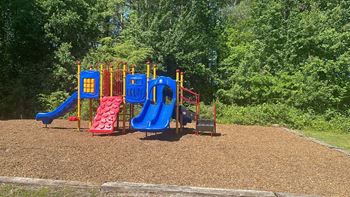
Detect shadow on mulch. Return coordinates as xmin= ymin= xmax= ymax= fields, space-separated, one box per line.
xmin=47 ymin=127 xmax=78 ymax=130
xmin=92 ymin=129 xmax=137 ymax=137
xmin=139 ymin=128 xmax=195 ymax=142
xmin=197 ymin=132 xmax=222 ymax=137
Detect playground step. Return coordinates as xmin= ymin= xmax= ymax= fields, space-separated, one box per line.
xmin=196 ymin=119 xmax=215 ymax=132
xmin=89 ymin=96 xmax=123 ymax=134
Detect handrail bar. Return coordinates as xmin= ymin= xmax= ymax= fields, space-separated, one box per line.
xmin=180 ymin=96 xmax=197 ymax=105
xmin=180 ymin=86 xmax=199 ymax=96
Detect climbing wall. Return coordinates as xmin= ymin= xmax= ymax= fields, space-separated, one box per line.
xmin=89 ymin=96 xmax=123 ymax=134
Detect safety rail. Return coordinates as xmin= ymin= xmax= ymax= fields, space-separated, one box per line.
xmin=179 ymin=86 xmax=200 ymax=125
xmin=181 ymin=96 xmax=197 ymax=105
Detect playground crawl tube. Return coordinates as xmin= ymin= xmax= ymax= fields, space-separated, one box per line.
xmin=35 ymin=92 xmax=78 ymax=124
xmin=131 ymin=76 xmax=176 ymax=131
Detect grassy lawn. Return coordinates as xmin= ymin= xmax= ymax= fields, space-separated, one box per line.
xmin=301 ymin=129 xmax=350 ymax=152
xmin=0 ymin=184 xmax=98 ymax=197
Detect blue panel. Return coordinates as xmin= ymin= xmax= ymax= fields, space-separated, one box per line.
xmin=126 ymin=74 xmax=147 ymax=104
xmin=80 ymin=70 xmax=100 ymax=99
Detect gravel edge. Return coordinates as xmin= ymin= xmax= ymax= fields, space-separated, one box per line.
xmin=0 ymin=176 xmax=318 ymax=197
xmin=282 ymin=128 xmax=350 ymax=157
xmin=0 ymin=176 xmax=99 ymax=189
xmin=101 ymin=181 xmax=275 ymax=196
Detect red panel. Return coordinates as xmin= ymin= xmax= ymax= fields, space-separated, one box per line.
xmin=113 ymin=70 xmax=123 ymax=96
xmin=89 ymin=96 xmax=123 ymax=134
xmin=103 ymin=69 xmax=110 ymax=96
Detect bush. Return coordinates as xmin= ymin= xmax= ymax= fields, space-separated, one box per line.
xmin=198 ymin=101 xmax=350 ymax=133
xmin=38 ymin=91 xmax=69 ymax=112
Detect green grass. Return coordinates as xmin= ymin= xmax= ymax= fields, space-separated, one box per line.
xmin=0 ymin=185 xmax=48 ymax=197
xmin=301 ymin=130 xmax=350 ymax=151
xmin=197 ymin=102 xmax=350 ymax=152
xmin=0 ymin=184 xmax=98 ymax=197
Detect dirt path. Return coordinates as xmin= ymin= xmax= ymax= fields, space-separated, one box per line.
xmin=0 ymin=120 xmax=349 ymax=196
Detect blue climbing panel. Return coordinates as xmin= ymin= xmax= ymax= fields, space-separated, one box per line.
xmin=80 ymin=70 xmax=100 ymax=99
xmin=126 ymin=74 xmax=147 ymax=104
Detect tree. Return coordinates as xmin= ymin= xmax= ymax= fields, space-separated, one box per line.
xmin=121 ymin=0 xmax=225 ymax=102
xmin=0 ymin=0 xmax=127 ymax=118
xmin=0 ymin=0 xmax=50 ymax=118
xmin=36 ymin=0 xmax=126 ymax=112
xmin=218 ymin=0 xmax=350 ymax=113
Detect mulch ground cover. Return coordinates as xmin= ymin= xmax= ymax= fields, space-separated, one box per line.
xmin=0 ymin=120 xmax=349 ymax=196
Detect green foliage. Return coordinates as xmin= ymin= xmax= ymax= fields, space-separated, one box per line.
xmin=206 ymin=101 xmax=350 ymax=133
xmin=36 ymin=43 xmax=77 ymax=111
xmin=1 ymin=0 xmax=126 ymax=115
xmin=0 ymin=0 xmax=51 ymax=118
xmin=218 ymin=0 xmax=350 ymax=114
xmin=38 ymin=0 xmax=102 ymax=56
xmin=38 ymin=91 xmax=69 ymax=111
xmin=80 ymin=100 xmax=99 ymax=120
xmin=121 ymin=0 xmax=224 ymax=101
xmin=188 ymin=102 xmax=215 ymax=120
xmin=51 ymin=43 xmax=77 ymax=90
xmin=214 ymin=102 xmax=309 ymax=129
xmin=82 ymin=40 xmax=153 ymax=68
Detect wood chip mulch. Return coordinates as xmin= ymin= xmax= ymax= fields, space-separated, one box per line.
xmin=0 ymin=120 xmax=349 ymax=196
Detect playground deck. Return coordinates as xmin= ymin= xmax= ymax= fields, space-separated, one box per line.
xmin=0 ymin=120 xmax=349 ymax=196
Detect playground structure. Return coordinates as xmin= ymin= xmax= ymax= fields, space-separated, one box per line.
xmin=35 ymin=61 xmax=216 ymax=136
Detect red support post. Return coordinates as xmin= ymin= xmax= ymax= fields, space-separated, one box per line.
xmin=213 ymin=102 xmax=216 ymax=136
xmin=196 ymin=94 xmax=200 ymax=135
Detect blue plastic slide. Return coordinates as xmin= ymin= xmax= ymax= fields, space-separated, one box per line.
xmin=131 ymin=77 xmax=176 ymax=131
xmin=35 ymin=92 xmax=78 ymax=124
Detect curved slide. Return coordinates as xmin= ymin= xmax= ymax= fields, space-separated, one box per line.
xmin=36 ymin=92 xmax=78 ymax=124
xmin=131 ymin=77 xmax=176 ymax=132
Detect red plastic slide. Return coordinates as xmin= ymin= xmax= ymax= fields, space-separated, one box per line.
xmin=89 ymin=96 xmax=123 ymax=134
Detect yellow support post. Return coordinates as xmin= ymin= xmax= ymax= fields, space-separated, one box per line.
xmin=176 ymin=69 xmax=180 ymax=134
xmin=122 ymin=63 xmax=126 ymax=133
xmin=99 ymin=64 xmax=103 ymax=101
xmin=110 ymin=66 xmax=113 ymax=96
xmin=180 ymin=72 xmax=184 ymax=105
xmin=153 ymin=64 xmax=157 ymax=103
xmin=146 ymin=61 xmax=150 ymax=99
xmin=116 ymin=62 xmax=120 ymax=96
xmin=132 ymin=64 xmax=135 ymax=75
xmin=131 ymin=64 xmax=135 ymax=120
xmin=77 ymin=61 xmax=81 ymax=132
xmin=131 ymin=64 xmax=135 ymax=84
xmin=89 ymin=67 xmax=93 ymax=128
xmin=180 ymin=72 xmax=184 ymax=132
